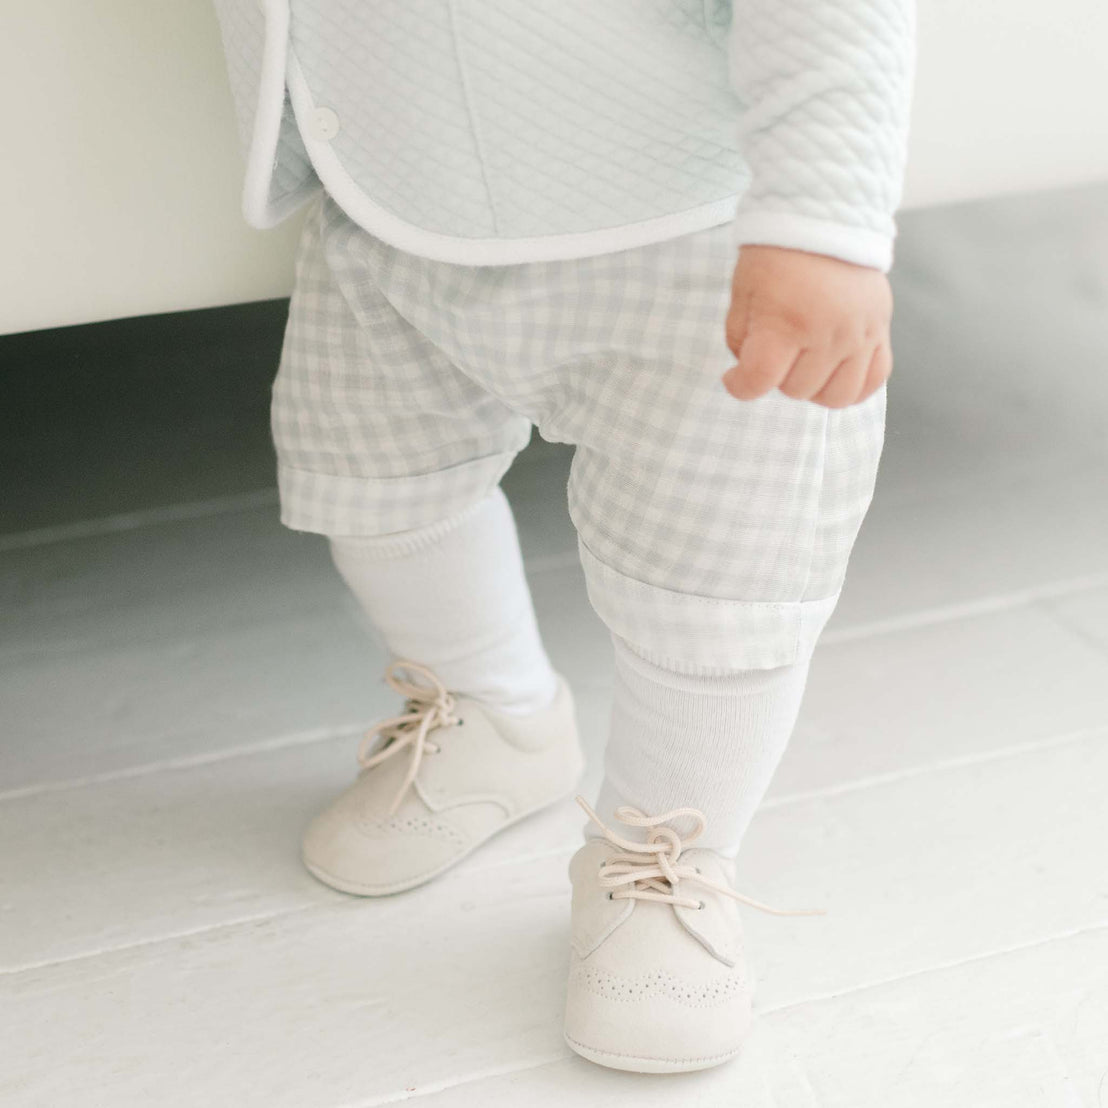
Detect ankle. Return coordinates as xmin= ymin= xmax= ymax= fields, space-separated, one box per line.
xmin=477 ymin=670 xmax=560 ymax=716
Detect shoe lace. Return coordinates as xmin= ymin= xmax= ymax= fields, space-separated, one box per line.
xmin=576 ymin=796 xmax=824 ymax=917
xmin=357 ymin=659 xmax=463 ymax=817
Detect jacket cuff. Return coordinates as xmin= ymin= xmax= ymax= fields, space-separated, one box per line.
xmin=731 ymin=209 xmax=895 ymax=273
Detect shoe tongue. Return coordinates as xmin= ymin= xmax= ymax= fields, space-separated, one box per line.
xmin=671 ymin=850 xmax=741 ymax=967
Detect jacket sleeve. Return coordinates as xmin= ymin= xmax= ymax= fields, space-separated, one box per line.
xmin=727 ymin=0 xmax=916 ymax=273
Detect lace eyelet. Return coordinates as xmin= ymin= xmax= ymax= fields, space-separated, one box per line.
xmin=697 ymin=900 xmax=706 ymax=910
xmin=607 ymin=892 xmax=614 ymax=900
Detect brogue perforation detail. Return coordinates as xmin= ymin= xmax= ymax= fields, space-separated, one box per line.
xmin=571 ymin=965 xmax=747 ymax=1008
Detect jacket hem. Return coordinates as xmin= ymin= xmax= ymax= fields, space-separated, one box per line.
xmin=283 ymin=46 xmax=744 ymax=265
xmin=241 ymin=0 xmax=296 ymax=229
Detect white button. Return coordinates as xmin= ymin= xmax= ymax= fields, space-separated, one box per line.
xmin=312 ymin=107 xmax=340 ymax=141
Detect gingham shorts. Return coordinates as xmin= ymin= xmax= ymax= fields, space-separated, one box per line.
xmin=274 ymin=190 xmax=887 ymax=672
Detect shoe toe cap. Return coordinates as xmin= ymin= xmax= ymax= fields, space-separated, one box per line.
xmin=564 ymin=961 xmax=752 ymax=1072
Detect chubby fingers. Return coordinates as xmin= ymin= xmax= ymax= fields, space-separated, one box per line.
xmin=724 ymin=337 xmax=892 ymax=408
xmin=809 ymin=342 xmax=893 ymax=407
xmin=859 ymin=342 xmax=894 ymax=402
xmin=808 ymin=350 xmax=871 ymax=408
xmin=721 ymin=330 xmax=802 ymax=401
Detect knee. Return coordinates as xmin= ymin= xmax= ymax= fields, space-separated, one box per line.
xmin=576 ymin=535 xmax=841 ymax=675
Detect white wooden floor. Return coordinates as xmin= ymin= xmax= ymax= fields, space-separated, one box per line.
xmin=4 ymin=183 xmax=1108 ymax=1107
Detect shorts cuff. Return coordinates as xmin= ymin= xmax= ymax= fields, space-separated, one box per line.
xmin=577 ymin=536 xmax=841 ymax=672
xmin=277 ymin=449 xmax=520 ymax=537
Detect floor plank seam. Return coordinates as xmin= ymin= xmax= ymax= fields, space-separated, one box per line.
xmin=820 ymin=571 xmax=1108 ymax=646
xmin=0 ymin=489 xmax=279 ymax=552
xmin=1035 ymin=598 xmax=1108 ymax=660
xmin=0 ymin=841 xmax=579 ymax=977
xmin=758 ymin=723 xmax=1108 ymax=811
xmin=4 ymin=714 xmax=1102 ymax=831
xmin=330 ymin=1053 xmax=572 ymax=1108
xmin=0 ymin=902 xmax=319 ymax=979
xmin=755 ymin=918 xmax=1108 ymax=1020
xmin=0 ymin=722 xmax=366 ymax=802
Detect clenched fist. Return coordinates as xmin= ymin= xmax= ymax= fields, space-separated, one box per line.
xmin=722 ymin=244 xmax=894 ymax=408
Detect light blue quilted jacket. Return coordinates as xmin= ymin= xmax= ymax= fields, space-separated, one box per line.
xmin=211 ymin=0 xmax=915 ymax=270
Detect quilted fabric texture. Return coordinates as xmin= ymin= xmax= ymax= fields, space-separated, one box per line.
xmin=727 ymin=0 xmax=916 ymax=269
xmin=211 ymin=0 xmax=320 ymax=225
xmin=294 ymin=0 xmax=500 ymax=237
xmin=291 ymin=0 xmax=751 ymax=238
xmin=209 ymin=0 xmax=914 ymax=268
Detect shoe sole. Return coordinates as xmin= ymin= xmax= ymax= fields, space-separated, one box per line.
xmin=564 ymin=1031 xmax=743 ymax=1074
xmin=302 ymin=778 xmax=584 ymax=897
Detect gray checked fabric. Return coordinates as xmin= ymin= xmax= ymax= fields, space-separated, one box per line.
xmin=274 ymin=190 xmax=887 ymax=671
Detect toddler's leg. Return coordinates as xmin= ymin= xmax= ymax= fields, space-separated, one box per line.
xmin=593 ymin=632 xmax=812 ymax=855
xmin=274 ymin=192 xmax=585 ymax=896
xmin=273 ymin=191 xmax=555 ymax=713
xmin=553 ymin=224 xmax=885 ymax=1067
xmin=329 ymin=484 xmax=558 ymax=715
xmin=564 ymin=350 xmax=886 ymax=857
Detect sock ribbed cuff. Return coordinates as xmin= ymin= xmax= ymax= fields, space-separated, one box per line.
xmin=328 ymin=488 xmax=500 ymax=560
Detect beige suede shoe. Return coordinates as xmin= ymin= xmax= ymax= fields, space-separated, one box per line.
xmin=302 ymin=659 xmax=584 ymax=896
xmin=564 ymin=798 xmax=822 ymax=1074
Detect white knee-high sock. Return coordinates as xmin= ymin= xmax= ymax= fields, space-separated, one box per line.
xmin=329 ymin=486 xmax=559 ymax=715
xmin=589 ymin=634 xmax=813 ymax=856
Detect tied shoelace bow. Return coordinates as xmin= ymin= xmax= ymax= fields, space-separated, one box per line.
xmin=357 ymin=659 xmax=463 ymax=816
xmin=576 ymin=796 xmax=825 ymax=917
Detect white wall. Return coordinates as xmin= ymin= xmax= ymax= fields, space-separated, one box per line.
xmin=1 ymin=3 xmax=305 ymax=336
xmin=3 ymin=0 xmax=1107 ymax=336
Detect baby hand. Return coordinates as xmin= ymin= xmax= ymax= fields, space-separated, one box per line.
xmin=721 ymin=245 xmax=893 ymax=408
